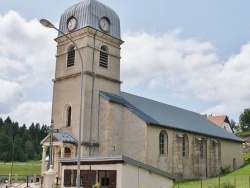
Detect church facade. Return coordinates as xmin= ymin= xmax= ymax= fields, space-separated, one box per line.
xmin=40 ymin=0 xmax=243 ymax=187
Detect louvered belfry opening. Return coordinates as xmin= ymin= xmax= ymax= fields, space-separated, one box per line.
xmin=99 ymin=45 xmax=108 ymax=68
xmin=67 ymin=46 xmax=75 ymax=67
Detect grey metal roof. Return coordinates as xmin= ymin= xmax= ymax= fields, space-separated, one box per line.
xmin=54 ymin=131 xmax=77 ymax=143
xmin=58 ymin=155 xmax=177 ymax=180
xmin=100 ymin=91 xmax=244 ymax=143
xmin=40 ymin=131 xmax=77 ymax=144
xmin=58 ymin=0 xmax=121 ymax=39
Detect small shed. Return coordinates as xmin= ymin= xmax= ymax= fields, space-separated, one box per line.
xmin=59 ymin=155 xmax=176 ymax=188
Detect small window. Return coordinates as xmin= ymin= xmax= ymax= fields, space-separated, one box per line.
xmin=200 ymin=139 xmax=204 ymax=158
xmin=99 ymin=45 xmax=108 ymax=68
xmin=98 ymin=170 xmax=116 ymax=187
xmin=65 ymin=147 xmax=71 ymax=153
xmin=67 ymin=46 xmax=75 ymax=67
xmin=67 ymin=106 xmax=71 ymax=127
xmin=233 ymin=158 xmax=236 ymax=170
xmin=182 ymin=134 xmax=189 ymax=157
xmin=63 ymin=104 xmax=72 ymax=127
xmin=159 ymin=131 xmax=168 ymax=156
xmin=64 ymin=147 xmax=71 ymax=157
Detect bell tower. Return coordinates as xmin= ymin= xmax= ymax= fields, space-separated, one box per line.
xmin=51 ymin=0 xmax=123 ymax=156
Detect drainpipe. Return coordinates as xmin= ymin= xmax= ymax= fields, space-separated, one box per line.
xmin=89 ymin=30 xmax=97 ymax=156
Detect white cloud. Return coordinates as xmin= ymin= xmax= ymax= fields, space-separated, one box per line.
xmin=121 ymin=31 xmax=250 ymax=118
xmin=0 ymin=79 xmax=24 ymax=113
xmin=0 ymin=11 xmax=56 ymax=124
xmin=0 ymin=10 xmax=56 ymax=88
xmin=10 ymin=101 xmax=52 ymax=126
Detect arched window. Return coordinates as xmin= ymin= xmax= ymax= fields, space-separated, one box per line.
xmin=159 ymin=131 xmax=168 ymax=156
xmin=63 ymin=104 xmax=72 ymax=127
xmin=200 ymin=138 xmax=205 ymax=158
xmin=67 ymin=46 xmax=75 ymax=67
xmin=67 ymin=106 xmax=71 ymax=127
xmin=233 ymin=158 xmax=236 ymax=170
xmin=182 ymin=134 xmax=189 ymax=157
xmin=99 ymin=45 xmax=108 ymax=68
xmin=64 ymin=147 xmax=71 ymax=158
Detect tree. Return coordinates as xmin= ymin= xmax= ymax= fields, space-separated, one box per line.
xmin=239 ymin=108 xmax=250 ymax=132
xmin=230 ymin=119 xmax=240 ymax=133
xmin=0 ymin=118 xmax=3 ymax=128
xmin=0 ymin=116 xmax=48 ymax=161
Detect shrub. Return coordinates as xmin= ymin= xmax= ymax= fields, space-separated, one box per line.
xmin=243 ymin=152 xmax=250 ymax=165
xmin=92 ymin=182 xmax=100 ymax=188
xmin=220 ymin=166 xmax=231 ymax=175
xmin=213 ymin=182 xmax=235 ymax=188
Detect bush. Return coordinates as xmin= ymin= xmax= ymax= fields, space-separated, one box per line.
xmin=220 ymin=166 xmax=231 ymax=175
xmin=243 ymin=152 xmax=250 ymax=165
xmin=213 ymin=182 xmax=235 ymax=188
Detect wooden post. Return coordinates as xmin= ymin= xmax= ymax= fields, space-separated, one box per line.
xmin=26 ymin=176 xmax=29 ymax=187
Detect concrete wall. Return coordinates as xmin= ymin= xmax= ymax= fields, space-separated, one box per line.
xmin=220 ymin=139 xmax=243 ymax=170
xmin=221 ymin=122 xmax=233 ymax=133
xmin=122 ymin=163 xmax=173 ymax=188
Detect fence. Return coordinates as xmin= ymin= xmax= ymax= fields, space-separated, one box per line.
xmin=175 ymin=176 xmax=250 ymax=188
xmin=0 ymin=174 xmax=41 ymax=187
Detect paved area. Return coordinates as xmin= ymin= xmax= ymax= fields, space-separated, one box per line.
xmin=0 ymin=182 xmax=41 ymax=188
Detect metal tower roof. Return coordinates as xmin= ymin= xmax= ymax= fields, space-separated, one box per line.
xmin=58 ymin=0 xmax=121 ymax=39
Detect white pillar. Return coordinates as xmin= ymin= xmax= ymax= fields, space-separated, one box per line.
xmin=61 ymin=145 xmax=65 ymax=158
xmin=42 ymin=146 xmax=48 ymax=174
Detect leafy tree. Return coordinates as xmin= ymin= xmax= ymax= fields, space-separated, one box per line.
xmin=25 ymin=140 xmax=35 ymax=159
xmin=230 ymin=119 xmax=240 ymax=133
xmin=239 ymin=108 xmax=250 ymax=132
xmin=0 ymin=133 xmax=13 ymax=161
xmin=0 ymin=118 xmax=3 ymax=128
xmin=0 ymin=117 xmax=48 ymax=162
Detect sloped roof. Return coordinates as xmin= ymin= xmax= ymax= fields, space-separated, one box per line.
xmin=207 ymin=115 xmax=229 ymax=126
xmin=100 ymin=91 xmax=243 ymax=143
xmin=40 ymin=131 xmax=77 ymax=144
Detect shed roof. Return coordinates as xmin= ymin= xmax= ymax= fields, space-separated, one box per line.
xmin=100 ymin=91 xmax=243 ymax=143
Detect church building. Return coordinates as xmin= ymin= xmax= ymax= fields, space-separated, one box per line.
xmin=40 ymin=0 xmax=244 ymax=187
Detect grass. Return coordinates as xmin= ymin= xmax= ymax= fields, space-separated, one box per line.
xmin=174 ymin=164 xmax=250 ymax=188
xmin=0 ymin=160 xmax=41 ymax=176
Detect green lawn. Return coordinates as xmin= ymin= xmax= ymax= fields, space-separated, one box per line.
xmin=0 ymin=160 xmax=41 ymax=176
xmin=174 ymin=165 xmax=250 ymax=188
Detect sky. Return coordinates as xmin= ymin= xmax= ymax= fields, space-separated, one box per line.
xmin=0 ymin=0 xmax=250 ymax=126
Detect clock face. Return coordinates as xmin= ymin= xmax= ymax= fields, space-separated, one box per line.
xmin=67 ymin=17 xmax=77 ymax=31
xmin=99 ymin=17 xmax=110 ymax=32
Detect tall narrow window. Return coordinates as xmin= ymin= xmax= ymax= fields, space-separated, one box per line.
xmin=99 ymin=45 xmax=108 ymax=68
xmin=67 ymin=46 xmax=75 ymax=67
xmin=159 ymin=131 xmax=168 ymax=156
xmin=182 ymin=134 xmax=189 ymax=157
xmin=67 ymin=106 xmax=71 ymax=127
xmin=200 ymin=139 xmax=204 ymax=158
